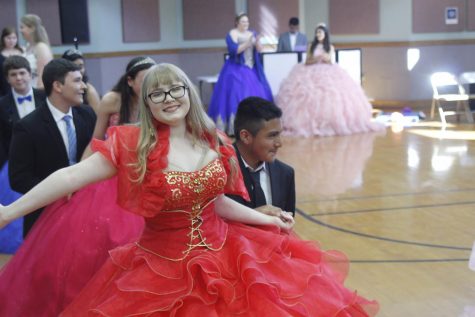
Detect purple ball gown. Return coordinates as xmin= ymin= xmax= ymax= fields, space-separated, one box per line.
xmin=207 ymin=32 xmax=273 ymax=135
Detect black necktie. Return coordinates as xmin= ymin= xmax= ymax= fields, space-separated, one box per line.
xmin=249 ymin=168 xmax=267 ymax=207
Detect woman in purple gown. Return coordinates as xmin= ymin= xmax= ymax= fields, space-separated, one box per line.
xmin=0 ymin=56 xmax=155 ymax=317
xmin=207 ymin=13 xmax=273 ymax=135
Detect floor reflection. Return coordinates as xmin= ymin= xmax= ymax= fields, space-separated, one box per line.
xmin=282 ymin=131 xmax=382 ymax=198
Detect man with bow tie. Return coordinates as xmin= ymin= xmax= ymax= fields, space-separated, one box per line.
xmin=0 ymin=55 xmax=46 ymax=167
xmin=8 ymin=58 xmax=96 ymax=236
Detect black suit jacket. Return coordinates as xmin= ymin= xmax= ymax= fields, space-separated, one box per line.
xmin=227 ymin=144 xmax=296 ymax=216
xmin=9 ymin=101 xmax=96 ymax=236
xmin=0 ymin=88 xmax=46 ymax=166
xmin=0 ymin=54 xmax=8 ymax=97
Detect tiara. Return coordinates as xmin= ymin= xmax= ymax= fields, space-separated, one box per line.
xmin=130 ymin=57 xmax=156 ymax=71
xmin=317 ymin=22 xmax=327 ymax=27
xmin=64 ymin=49 xmax=82 ymax=57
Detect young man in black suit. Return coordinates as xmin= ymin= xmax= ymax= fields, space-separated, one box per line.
xmin=228 ymin=97 xmax=296 ymax=217
xmin=8 ymin=58 xmax=96 ymax=236
xmin=0 ymin=55 xmax=46 ymax=167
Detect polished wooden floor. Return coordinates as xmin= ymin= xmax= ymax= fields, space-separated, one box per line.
xmin=1 ymin=120 xmax=474 ymax=316
xmin=277 ymin=121 xmax=475 ymax=317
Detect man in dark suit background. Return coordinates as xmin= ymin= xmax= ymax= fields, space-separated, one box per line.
xmin=9 ymin=58 xmax=96 ymax=236
xmin=277 ymin=17 xmax=308 ymax=53
xmin=0 ymin=55 xmax=46 ymax=167
xmin=227 ymin=97 xmax=296 ymax=217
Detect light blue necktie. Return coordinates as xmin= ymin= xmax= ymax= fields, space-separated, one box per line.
xmin=62 ymin=115 xmax=77 ymax=165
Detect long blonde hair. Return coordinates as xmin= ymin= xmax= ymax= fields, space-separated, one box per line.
xmin=21 ymin=14 xmax=50 ymax=45
xmin=134 ymin=63 xmax=229 ymax=183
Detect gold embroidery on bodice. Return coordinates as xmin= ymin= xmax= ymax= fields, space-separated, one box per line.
xmin=136 ymin=159 xmax=229 ymax=261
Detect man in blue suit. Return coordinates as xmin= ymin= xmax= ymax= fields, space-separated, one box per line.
xmin=227 ymin=97 xmax=296 ymax=217
xmin=277 ymin=17 xmax=307 ymax=52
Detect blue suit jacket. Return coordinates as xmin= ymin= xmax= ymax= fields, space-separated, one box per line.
xmin=277 ymin=32 xmax=307 ymax=52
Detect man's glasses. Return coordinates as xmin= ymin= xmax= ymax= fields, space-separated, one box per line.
xmin=148 ymin=86 xmax=188 ymax=104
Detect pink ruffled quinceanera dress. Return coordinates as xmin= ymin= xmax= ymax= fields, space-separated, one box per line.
xmin=0 ymin=114 xmax=144 ymax=316
xmin=61 ymin=124 xmax=379 ymax=316
xmin=276 ymin=46 xmax=385 ymax=137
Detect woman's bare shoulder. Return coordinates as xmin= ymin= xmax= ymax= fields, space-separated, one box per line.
xmin=99 ymin=91 xmax=121 ymax=113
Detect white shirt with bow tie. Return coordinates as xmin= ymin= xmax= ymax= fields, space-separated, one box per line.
xmin=12 ymin=87 xmax=35 ymax=119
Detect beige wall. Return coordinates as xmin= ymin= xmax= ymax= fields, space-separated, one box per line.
xmin=3 ymin=0 xmax=473 ymax=103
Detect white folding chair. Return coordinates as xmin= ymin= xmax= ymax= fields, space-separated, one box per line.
xmin=459 ymin=72 xmax=475 ymax=110
xmin=430 ymin=72 xmax=474 ymax=124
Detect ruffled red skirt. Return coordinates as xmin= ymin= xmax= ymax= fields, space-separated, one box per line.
xmin=61 ymin=222 xmax=378 ymax=316
xmin=0 ymin=177 xmax=144 ymax=316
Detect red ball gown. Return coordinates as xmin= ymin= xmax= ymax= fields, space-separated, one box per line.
xmin=61 ymin=125 xmax=379 ymax=316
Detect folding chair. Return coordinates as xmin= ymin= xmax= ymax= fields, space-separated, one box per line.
xmin=430 ymin=72 xmax=473 ymax=124
xmin=459 ymin=72 xmax=475 ymax=112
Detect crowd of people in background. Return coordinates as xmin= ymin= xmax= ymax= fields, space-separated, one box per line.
xmin=0 ymin=12 xmax=381 ymax=317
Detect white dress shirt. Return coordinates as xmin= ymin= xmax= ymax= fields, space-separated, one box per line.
xmin=242 ymin=159 xmax=273 ymax=205
xmin=46 ymin=98 xmax=76 ymax=154
xmin=12 ymin=88 xmax=35 ymax=119
xmin=289 ymin=33 xmax=297 ymax=52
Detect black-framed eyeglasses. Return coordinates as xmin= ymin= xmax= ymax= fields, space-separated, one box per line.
xmin=148 ymin=86 xmax=188 ymax=104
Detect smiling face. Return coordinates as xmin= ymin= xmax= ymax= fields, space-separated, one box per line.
xmin=243 ymin=118 xmax=283 ymax=164
xmin=7 ymin=68 xmax=32 ymax=95
xmin=20 ymin=23 xmax=34 ymax=42
xmin=147 ymin=82 xmax=190 ymax=126
xmin=56 ymin=70 xmax=86 ymax=106
xmin=236 ymin=15 xmax=250 ymax=32
xmin=316 ymin=28 xmax=325 ymax=42
xmin=3 ymin=32 xmax=18 ymax=49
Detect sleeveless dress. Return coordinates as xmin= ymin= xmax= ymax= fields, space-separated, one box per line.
xmin=24 ymin=48 xmax=38 ymax=88
xmin=207 ymin=32 xmax=273 ymax=135
xmin=61 ymin=124 xmax=379 ymax=316
xmin=276 ymin=46 xmax=385 ymax=137
xmin=0 ymin=113 xmax=144 ymax=316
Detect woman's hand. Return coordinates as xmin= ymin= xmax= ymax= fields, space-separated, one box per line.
xmin=321 ymin=53 xmax=332 ymax=64
xmin=246 ymin=34 xmax=256 ymax=48
xmin=273 ymin=211 xmax=295 ymax=231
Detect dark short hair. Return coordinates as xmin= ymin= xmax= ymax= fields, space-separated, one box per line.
xmin=42 ymin=58 xmax=81 ymax=96
xmin=289 ymin=17 xmax=299 ymax=26
xmin=3 ymin=55 xmax=31 ymax=77
xmin=234 ymin=97 xmax=282 ymax=140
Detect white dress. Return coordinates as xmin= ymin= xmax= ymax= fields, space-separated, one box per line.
xmin=24 ymin=47 xmax=38 ymax=88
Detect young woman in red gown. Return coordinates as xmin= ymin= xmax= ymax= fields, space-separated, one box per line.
xmin=0 ymin=63 xmax=378 ymax=316
xmin=0 ymin=56 xmax=155 ymax=316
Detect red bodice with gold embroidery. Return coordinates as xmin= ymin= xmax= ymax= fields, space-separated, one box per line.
xmin=91 ymin=124 xmax=249 ymax=260
xmin=138 ymin=159 xmax=231 ymax=260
